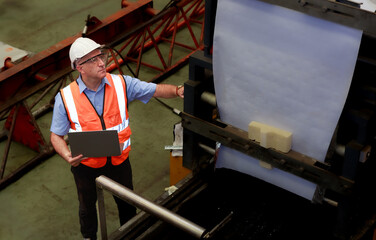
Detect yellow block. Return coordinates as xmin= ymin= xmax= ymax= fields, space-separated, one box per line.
xmin=248 ymin=121 xmax=292 ymax=153
xmin=169 ymin=153 xmax=191 ymax=186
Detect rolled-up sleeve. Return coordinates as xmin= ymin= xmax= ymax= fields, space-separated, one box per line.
xmin=123 ymin=75 xmax=156 ymax=103
xmin=50 ymin=93 xmax=71 ymax=136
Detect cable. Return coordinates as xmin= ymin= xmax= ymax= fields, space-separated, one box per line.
xmin=109 ymin=47 xmax=137 ymax=78
xmin=107 ymin=0 xmax=182 ymax=77
xmin=160 ymin=0 xmax=180 ymax=12
xmin=154 ymin=97 xmax=181 ymax=116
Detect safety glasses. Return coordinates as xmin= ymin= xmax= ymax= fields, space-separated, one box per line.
xmin=78 ymin=48 xmax=109 ymax=66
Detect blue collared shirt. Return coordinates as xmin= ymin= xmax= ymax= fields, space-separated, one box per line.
xmin=50 ymin=74 xmax=156 ymax=136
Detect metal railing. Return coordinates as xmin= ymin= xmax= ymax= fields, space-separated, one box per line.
xmin=96 ymin=175 xmax=206 ymax=240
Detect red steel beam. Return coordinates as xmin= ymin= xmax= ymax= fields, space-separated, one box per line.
xmin=0 ymin=0 xmax=205 ymax=190
xmin=106 ymin=0 xmax=205 ymax=82
xmin=0 ymin=0 xmax=154 ymax=114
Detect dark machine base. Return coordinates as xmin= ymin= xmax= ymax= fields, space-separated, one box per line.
xmin=131 ymin=167 xmax=376 ymax=240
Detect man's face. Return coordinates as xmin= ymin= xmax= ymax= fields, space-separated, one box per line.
xmin=76 ymin=48 xmax=107 ymax=80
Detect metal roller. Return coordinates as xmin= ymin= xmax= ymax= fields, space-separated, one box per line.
xmin=200 ymin=91 xmax=216 ymax=107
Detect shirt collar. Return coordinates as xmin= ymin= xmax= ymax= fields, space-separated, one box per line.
xmin=76 ymin=75 xmax=111 ymax=94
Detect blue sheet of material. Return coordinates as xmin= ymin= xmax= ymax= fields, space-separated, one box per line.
xmin=213 ymin=0 xmax=362 ymax=200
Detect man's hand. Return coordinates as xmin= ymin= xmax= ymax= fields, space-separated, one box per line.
xmin=50 ymin=132 xmax=86 ymax=167
xmin=176 ymin=85 xmax=184 ymax=98
xmin=64 ymin=153 xmax=86 ymax=167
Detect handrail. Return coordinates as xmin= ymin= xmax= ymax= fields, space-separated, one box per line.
xmin=96 ymin=175 xmax=206 ymax=240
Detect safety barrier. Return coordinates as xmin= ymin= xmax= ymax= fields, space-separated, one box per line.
xmin=95 ymin=175 xmax=206 ymax=240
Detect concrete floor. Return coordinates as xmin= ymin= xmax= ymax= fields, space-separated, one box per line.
xmin=0 ymin=0 xmax=191 ymax=239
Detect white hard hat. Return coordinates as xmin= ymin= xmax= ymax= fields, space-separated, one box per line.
xmin=69 ymin=37 xmax=101 ymax=69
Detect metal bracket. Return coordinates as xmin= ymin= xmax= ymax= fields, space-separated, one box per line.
xmin=180 ymin=111 xmax=354 ymax=195
xmin=258 ymin=0 xmax=376 ymax=38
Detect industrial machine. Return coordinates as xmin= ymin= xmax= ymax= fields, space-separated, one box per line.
xmin=2 ymin=0 xmax=376 ymax=239
xmin=96 ymin=0 xmax=376 ymax=239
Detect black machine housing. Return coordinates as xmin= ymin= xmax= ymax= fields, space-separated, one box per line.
xmin=111 ymin=1 xmax=376 ymax=239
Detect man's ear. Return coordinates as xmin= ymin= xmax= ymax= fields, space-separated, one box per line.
xmin=76 ymin=65 xmax=84 ymax=74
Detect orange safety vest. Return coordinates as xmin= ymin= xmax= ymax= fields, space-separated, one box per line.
xmin=60 ymin=73 xmax=131 ymax=168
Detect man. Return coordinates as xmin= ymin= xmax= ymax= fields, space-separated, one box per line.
xmin=50 ymin=37 xmax=184 ymax=240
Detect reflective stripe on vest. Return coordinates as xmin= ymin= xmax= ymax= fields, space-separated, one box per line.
xmin=62 ymin=86 xmax=82 ymax=132
xmin=60 ymin=73 xmax=131 ymax=168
